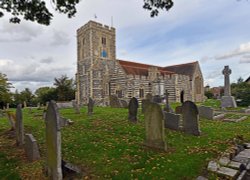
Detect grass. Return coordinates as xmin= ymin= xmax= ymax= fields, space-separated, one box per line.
xmin=0 ymin=102 xmax=250 ymax=179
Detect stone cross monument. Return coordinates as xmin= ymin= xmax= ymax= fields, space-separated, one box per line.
xmin=163 ymin=90 xmax=173 ymax=113
xmin=221 ymin=65 xmax=237 ymax=108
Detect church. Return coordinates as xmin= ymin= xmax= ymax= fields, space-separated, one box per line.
xmin=75 ymin=21 xmax=204 ymax=106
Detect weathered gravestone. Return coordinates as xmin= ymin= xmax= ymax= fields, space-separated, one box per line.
xmin=109 ymin=95 xmax=121 ymax=108
xmin=182 ymin=101 xmax=201 ymax=136
xmin=142 ymin=93 xmax=153 ymax=113
xmin=128 ymin=97 xmax=139 ymax=123
xmin=45 ymin=101 xmax=62 ymax=180
xmin=164 ymin=112 xmax=181 ymax=130
xmin=120 ymin=100 xmax=128 ymax=108
xmin=144 ymin=102 xmax=167 ymax=151
xmin=163 ymin=90 xmax=173 ymax=113
xmin=198 ymin=106 xmax=214 ymax=120
xmin=6 ymin=112 xmax=15 ymax=130
xmin=16 ymin=104 xmax=24 ymax=146
xmin=88 ymin=97 xmax=94 ymax=115
xmin=152 ymin=95 xmax=162 ymax=103
xmin=6 ymin=103 xmax=9 ymax=109
xmin=23 ymin=101 xmax=27 ymax=108
xmin=72 ymin=100 xmax=80 ymax=114
xmin=24 ymin=134 xmax=40 ymax=161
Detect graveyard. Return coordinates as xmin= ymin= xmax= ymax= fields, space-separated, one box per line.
xmin=0 ymin=99 xmax=250 ymax=179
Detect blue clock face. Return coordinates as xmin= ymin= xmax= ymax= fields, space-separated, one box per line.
xmin=101 ymin=50 xmax=107 ymax=58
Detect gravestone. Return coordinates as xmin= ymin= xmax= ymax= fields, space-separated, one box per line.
xmin=142 ymin=93 xmax=153 ymax=113
xmin=120 ymin=100 xmax=128 ymax=108
xmin=37 ymin=102 xmax=41 ymax=108
xmin=144 ymin=102 xmax=167 ymax=151
xmin=221 ymin=66 xmax=237 ymax=108
xmin=16 ymin=104 xmax=24 ymax=146
xmin=128 ymin=97 xmax=139 ymax=123
xmin=45 ymin=101 xmax=62 ymax=180
xmin=163 ymin=90 xmax=173 ymax=113
xmin=24 ymin=134 xmax=40 ymax=161
xmin=198 ymin=106 xmax=214 ymax=120
xmin=87 ymin=97 xmax=94 ymax=115
xmin=146 ymin=93 xmax=153 ymax=101
xmin=182 ymin=101 xmax=201 ymax=136
xmin=23 ymin=101 xmax=27 ymax=108
xmin=164 ymin=112 xmax=181 ymax=130
xmin=72 ymin=100 xmax=80 ymax=114
xmin=6 ymin=103 xmax=9 ymax=109
xmin=152 ymin=95 xmax=162 ymax=103
xmin=6 ymin=112 xmax=15 ymax=130
xmin=109 ymin=95 xmax=121 ymax=108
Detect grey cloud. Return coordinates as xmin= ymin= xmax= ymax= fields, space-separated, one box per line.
xmin=0 ymin=21 xmax=43 ymax=43
xmin=239 ymin=59 xmax=250 ymax=64
xmin=40 ymin=57 xmax=54 ymax=64
xmin=50 ymin=30 xmax=70 ymax=46
xmin=206 ymin=70 xmax=222 ymax=79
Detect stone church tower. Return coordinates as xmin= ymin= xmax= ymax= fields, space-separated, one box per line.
xmin=76 ymin=21 xmax=117 ymax=105
xmin=76 ymin=21 xmax=204 ymax=105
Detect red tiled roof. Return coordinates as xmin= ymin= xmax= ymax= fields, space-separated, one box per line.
xmin=118 ymin=60 xmax=175 ymax=76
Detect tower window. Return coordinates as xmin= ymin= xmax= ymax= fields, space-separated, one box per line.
xmin=139 ymin=88 xmax=144 ymax=98
xmin=102 ymin=37 xmax=106 ymax=45
xmin=101 ymin=50 xmax=108 ymax=58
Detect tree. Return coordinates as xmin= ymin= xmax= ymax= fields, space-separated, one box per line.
xmin=0 ymin=73 xmax=12 ymax=108
xmin=0 ymin=0 xmax=174 ymax=25
xmin=35 ymin=86 xmax=58 ymax=104
xmin=231 ymin=80 xmax=250 ymax=107
xmin=54 ymin=75 xmax=75 ymax=101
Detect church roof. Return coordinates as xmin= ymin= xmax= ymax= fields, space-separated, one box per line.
xmin=246 ymin=76 xmax=250 ymax=82
xmin=118 ymin=60 xmax=175 ymax=76
xmin=163 ymin=61 xmax=198 ymax=78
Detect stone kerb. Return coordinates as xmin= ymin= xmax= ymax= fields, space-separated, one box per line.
xmin=144 ymin=102 xmax=167 ymax=151
xmin=182 ymin=101 xmax=201 ymax=136
xmin=24 ymin=134 xmax=40 ymax=161
xmin=45 ymin=101 xmax=62 ymax=180
xmin=198 ymin=106 xmax=214 ymax=120
xmin=164 ymin=112 xmax=181 ymax=131
xmin=16 ymin=104 xmax=24 ymax=146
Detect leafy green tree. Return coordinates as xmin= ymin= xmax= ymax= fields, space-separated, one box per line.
xmin=54 ymin=75 xmax=75 ymax=101
xmin=0 ymin=73 xmax=12 ymax=108
xmin=231 ymin=80 xmax=250 ymax=107
xmin=0 ymin=0 xmax=174 ymax=25
xmin=205 ymin=91 xmax=213 ymax=99
xmin=35 ymin=86 xmax=58 ymax=104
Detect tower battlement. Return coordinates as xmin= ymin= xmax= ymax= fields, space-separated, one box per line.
xmin=77 ymin=20 xmax=115 ymax=35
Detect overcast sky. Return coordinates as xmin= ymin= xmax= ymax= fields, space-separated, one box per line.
xmin=0 ymin=0 xmax=250 ymax=92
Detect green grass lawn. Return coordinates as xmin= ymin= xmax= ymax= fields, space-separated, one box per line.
xmin=0 ymin=105 xmax=250 ymax=179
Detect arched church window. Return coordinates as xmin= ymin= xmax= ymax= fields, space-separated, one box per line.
xmin=101 ymin=50 xmax=108 ymax=58
xmin=139 ymin=88 xmax=144 ymax=98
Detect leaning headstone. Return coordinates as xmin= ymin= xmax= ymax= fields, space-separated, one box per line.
xmin=198 ymin=106 xmax=214 ymax=120
xmin=24 ymin=134 xmax=40 ymax=161
xmin=164 ymin=112 xmax=181 ymax=130
xmin=87 ymin=97 xmax=94 ymax=115
xmin=16 ymin=104 xmax=24 ymax=146
xmin=6 ymin=112 xmax=15 ymax=130
xmin=128 ymin=97 xmax=139 ymax=123
xmin=144 ymin=102 xmax=167 ymax=151
xmin=221 ymin=66 xmax=237 ymax=108
xmin=45 ymin=101 xmax=62 ymax=180
xmin=182 ymin=101 xmax=201 ymax=136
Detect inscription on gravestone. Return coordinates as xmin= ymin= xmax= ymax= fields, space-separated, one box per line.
xmin=45 ymin=101 xmax=62 ymax=180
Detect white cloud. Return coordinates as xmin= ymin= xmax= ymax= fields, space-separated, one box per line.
xmin=50 ymin=30 xmax=71 ymax=46
xmin=215 ymin=42 xmax=250 ymax=60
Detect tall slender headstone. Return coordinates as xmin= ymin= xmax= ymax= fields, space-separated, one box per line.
xmin=16 ymin=104 xmax=24 ymax=146
xmin=72 ymin=100 xmax=80 ymax=114
xmin=221 ymin=66 xmax=237 ymax=108
xmin=163 ymin=90 xmax=173 ymax=113
xmin=87 ymin=97 xmax=94 ymax=115
xmin=45 ymin=101 xmax=62 ymax=180
xmin=182 ymin=101 xmax=200 ymax=136
xmin=128 ymin=97 xmax=139 ymax=123
xmin=144 ymin=102 xmax=167 ymax=151
xmin=23 ymin=101 xmax=27 ymax=108
xmin=6 ymin=103 xmax=9 ymax=109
